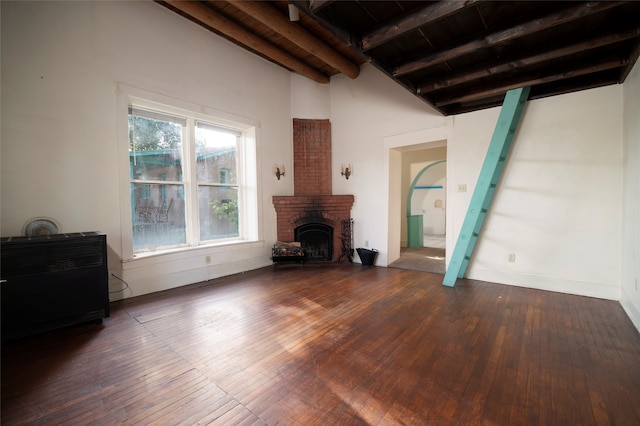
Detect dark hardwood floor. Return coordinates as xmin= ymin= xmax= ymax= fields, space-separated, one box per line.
xmin=2 ymin=264 xmax=640 ymax=425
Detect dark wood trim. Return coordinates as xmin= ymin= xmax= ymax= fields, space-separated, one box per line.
xmin=307 ymin=0 xmax=334 ymax=13
xmin=394 ymin=1 xmax=623 ymax=77
xmin=291 ymin=0 xmax=359 ymax=51
xmin=435 ymin=58 xmax=627 ymax=107
xmin=361 ymin=0 xmax=481 ymax=52
xmin=418 ymin=27 xmax=640 ymax=94
xmin=230 ymin=0 xmax=360 ymax=79
xmin=620 ymin=37 xmax=640 ymax=82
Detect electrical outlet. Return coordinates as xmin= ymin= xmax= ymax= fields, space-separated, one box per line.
xmin=508 ymin=253 xmax=516 ymax=263
xmin=205 ymin=255 xmax=211 ymax=264
xmin=457 ymin=184 xmax=467 ymax=193
xmin=365 ymin=240 xmax=369 ymax=247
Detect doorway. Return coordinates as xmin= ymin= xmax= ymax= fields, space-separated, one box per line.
xmin=387 ymin=142 xmax=448 ymax=275
xmin=384 ymin=123 xmax=451 ymax=273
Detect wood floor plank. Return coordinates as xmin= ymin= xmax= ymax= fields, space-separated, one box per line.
xmin=3 ymin=264 xmax=640 ymax=425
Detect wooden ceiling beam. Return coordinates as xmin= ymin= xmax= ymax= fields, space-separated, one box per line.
xmin=162 ymin=0 xmax=330 ymax=84
xmin=230 ymin=0 xmax=360 ymax=79
xmin=528 ymin=78 xmax=620 ymax=102
xmin=394 ymin=1 xmax=622 ymax=77
xmin=362 ymin=0 xmax=481 ymax=52
xmin=435 ymin=58 xmax=627 ymax=107
xmin=619 ymin=38 xmax=640 ymax=82
xmin=291 ymin=1 xmax=357 ymax=49
xmin=308 ymin=0 xmax=334 ymax=13
xmin=418 ymin=27 xmax=640 ymax=94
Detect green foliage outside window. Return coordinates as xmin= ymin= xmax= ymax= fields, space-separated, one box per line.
xmin=210 ymin=199 xmax=238 ymax=230
xmin=129 ymin=115 xmax=182 ymax=151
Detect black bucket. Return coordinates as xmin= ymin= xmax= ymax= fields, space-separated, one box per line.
xmin=356 ymin=248 xmax=378 ymax=266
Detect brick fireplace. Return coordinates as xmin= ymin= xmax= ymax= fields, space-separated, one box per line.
xmin=272 ymin=119 xmax=354 ymax=261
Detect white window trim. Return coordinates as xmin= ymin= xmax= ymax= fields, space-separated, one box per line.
xmin=116 ymin=84 xmax=263 ymax=262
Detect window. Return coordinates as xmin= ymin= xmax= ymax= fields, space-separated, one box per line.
xmin=125 ymin=98 xmax=259 ymax=256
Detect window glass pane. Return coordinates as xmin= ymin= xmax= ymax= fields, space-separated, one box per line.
xmin=195 ymin=123 xmax=237 ymax=184
xmin=129 ymin=114 xmax=183 ymax=181
xmin=199 ymin=186 xmax=239 ymax=241
xmin=131 ymin=183 xmax=186 ymax=251
xmin=129 ymin=107 xmax=186 ymax=126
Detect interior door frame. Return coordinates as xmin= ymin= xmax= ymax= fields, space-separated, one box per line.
xmin=384 ymin=122 xmax=452 ymax=265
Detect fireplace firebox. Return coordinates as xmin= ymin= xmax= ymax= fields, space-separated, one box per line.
xmin=295 ymin=223 xmax=333 ymax=261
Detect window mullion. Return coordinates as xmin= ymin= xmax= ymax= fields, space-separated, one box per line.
xmin=183 ymin=118 xmax=200 ymax=246
xmin=235 ymin=135 xmax=245 ymax=239
xmin=131 ymin=179 xmax=183 ymax=185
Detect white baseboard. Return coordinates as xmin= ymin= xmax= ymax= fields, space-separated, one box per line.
xmin=620 ymin=292 xmax=640 ymax=333
xmin=467 ymin=269 xmax=620 ymax=300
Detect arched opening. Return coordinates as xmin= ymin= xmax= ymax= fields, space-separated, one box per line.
xmin=407 ymin=160 xmax=446 ymax=248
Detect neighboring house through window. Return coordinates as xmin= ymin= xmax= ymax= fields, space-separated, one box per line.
xmin=219 ymin=168 xmax=230 ymax=184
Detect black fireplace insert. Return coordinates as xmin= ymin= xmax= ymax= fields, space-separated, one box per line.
xmin=295 ymin=223 xmax=333 ymax=261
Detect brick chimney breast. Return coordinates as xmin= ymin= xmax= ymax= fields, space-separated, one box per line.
xmin=273 ymin=119 xmax=353 ymax=262
xmin=293 ymin=118 xmax=332 ymax=196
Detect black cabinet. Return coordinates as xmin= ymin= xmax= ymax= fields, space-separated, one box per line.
xmin=1 ymin=232 xmax=109 ymax=341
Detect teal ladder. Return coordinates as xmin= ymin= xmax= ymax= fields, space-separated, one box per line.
xmin=443 ymin=87 xmax=530 ymax=287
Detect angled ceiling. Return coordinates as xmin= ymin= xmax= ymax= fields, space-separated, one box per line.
xmin=158 ymin=1 xmax=640 ymax=115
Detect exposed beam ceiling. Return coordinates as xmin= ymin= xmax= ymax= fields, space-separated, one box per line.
xmin=230 ymin=0 xmax=360 ymax=79
xmin=158 ymin=1 xmax=640 ymax=115
xmin=361 ymin=1 xmax=482 ymax=52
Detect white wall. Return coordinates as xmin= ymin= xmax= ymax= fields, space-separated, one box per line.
xmin=291 ymin=73 xmax=331 ymax=121
xmin=329 ymin=65 xmax=446 ymax=265
xmin=1 ymin=1 xmax=292 ymax=299
xmin=621 ymin=60 xmax=640 ymax=329
xmin=329 ymin=61 xmax=624 ymax=301
xmin=449 ymin=86 xmax=623 ymax=300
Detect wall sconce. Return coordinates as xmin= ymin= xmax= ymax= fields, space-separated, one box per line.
xmin=341 ymin=164 xmax=352 ymax=180
xmin=274 ymin=164 xmax=285 ymax=180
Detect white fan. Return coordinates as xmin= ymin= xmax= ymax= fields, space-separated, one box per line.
xmin=23 ymin=217 xmax=60 ymax=236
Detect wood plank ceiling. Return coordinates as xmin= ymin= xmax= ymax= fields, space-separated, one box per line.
xmin=158 ymin=1 xmax=640 ymax=115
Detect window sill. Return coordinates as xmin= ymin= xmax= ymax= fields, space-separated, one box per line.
xmin=122 ymin=239 xmax=266 ymax=270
